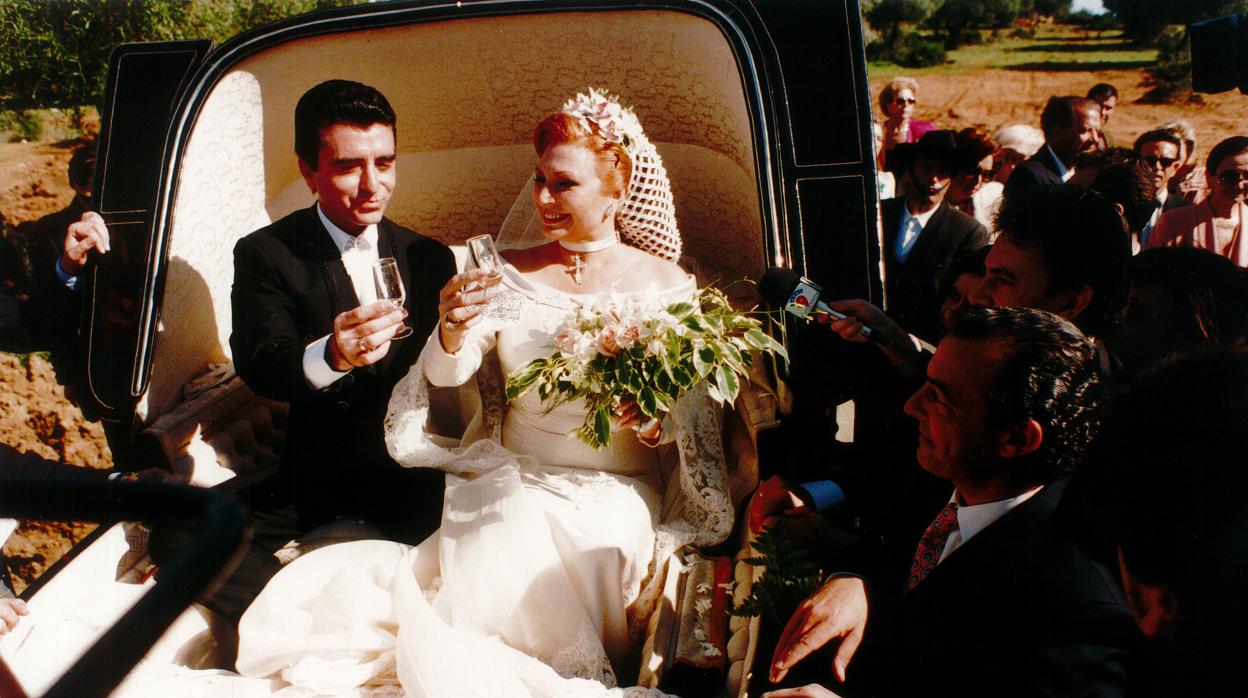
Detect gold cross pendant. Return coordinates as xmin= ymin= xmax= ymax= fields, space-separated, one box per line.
xmin=570 ymin=254 xmax=586 ymax=285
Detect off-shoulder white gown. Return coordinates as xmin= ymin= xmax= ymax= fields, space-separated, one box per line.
xmin=230 ymin=271 xmax=702 ymax=696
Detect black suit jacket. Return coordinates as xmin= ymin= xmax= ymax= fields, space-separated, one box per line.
xmin=840 ymin=477 xmax=1134 ymax=697
xmin=230 ymin=206 xmax=455 ymax=541
xmin=13 ymin=198 xmax=88 ymax=379
xmin=881 ymin=198 xmax=989 ymax=341
xmin=1003 ymin=146 xmax=1066 ymax=202
xmin=1161 ymin=193 xmax=1193 ymax=213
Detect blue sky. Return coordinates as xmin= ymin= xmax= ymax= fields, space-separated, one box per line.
xmin=1071 ymin=0 xmax=1108 ymax=14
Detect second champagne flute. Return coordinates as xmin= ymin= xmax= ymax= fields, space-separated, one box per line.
xmin=372 ymin=257 xmax=413 ymax=339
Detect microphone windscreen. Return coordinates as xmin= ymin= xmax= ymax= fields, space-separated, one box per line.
xmin=759 ymin=267 xmax=802 ymax=308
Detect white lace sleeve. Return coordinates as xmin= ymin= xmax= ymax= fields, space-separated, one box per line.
xmin=422 ymin=317 xmax=498 ymax=387
xmin=629 ymin=382 xmax=734 ymax=644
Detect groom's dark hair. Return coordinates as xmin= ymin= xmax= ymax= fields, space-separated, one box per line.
xmin=294 ymin=79 xmax=397 ymax=168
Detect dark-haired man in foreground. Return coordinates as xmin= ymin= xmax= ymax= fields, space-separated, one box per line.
xmin=764 ymin=308 xmax=1133 ymax=698
xmin=218 ymin=79 xmax=454 ymax=621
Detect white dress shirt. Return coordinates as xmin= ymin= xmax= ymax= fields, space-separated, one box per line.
xmin=895 ymin=203 xmax=938 ymax=263
xmin=938 ymin=487 xmax=1043 ymax=564
xmin=302 ymin=205 xmax=381 ymax=389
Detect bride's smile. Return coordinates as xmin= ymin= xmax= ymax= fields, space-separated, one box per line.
xmin=533 ymin=141 xmax=623 ymax=244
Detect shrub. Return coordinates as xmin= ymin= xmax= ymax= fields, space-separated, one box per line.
xmin=0 ymin=110 xmax=43 ymax=142
xmin=868 ymin=31 xmax=948 ymax=67
xmin=1141 ymin=26 xmax=1197 ymax=103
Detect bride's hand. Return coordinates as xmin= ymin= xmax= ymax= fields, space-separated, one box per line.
xmin=438 ymin=269 xmax=502 ymax=354
xmin=614 ymin=400 xmax=663 ymax=447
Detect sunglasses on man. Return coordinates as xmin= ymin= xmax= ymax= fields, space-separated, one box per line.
xmin=1142 ymin=155 xmax=1178 ymax=168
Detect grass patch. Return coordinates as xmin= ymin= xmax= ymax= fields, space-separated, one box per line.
xmin=869 ymin=25 xmax=1157 ymax=78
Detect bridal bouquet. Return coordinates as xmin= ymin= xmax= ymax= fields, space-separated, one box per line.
xmin=505 ymin=287 xmax=788 ymax=449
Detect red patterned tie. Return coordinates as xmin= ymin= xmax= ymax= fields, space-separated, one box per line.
xmin=907 ymin=502 xmax=959 ymax=590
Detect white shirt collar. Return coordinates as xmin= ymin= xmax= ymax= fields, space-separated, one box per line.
xmin=901 ymin=201 xmax=939 ymax=229
xmin=1045 ymin=144 xmax=1073 ymax=182
xmin=316 ymin=203 xmax=378 ymax=254
xmin=1156 ymin=187 xmax=1169 ymax=207
xmin=938 ymin=486 xmax=1044 ymax=563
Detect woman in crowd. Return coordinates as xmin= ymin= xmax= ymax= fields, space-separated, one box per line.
xmin=1161 ymin=120 xmax=1206 ymax=204
xmin=1149 ymin=136 xmax=1248 ymax=267
xmin=991 ymin=123 xmax=1044 ymax=185
xmin=876 ymin=77 xmax=934 ymax=169
xmin=945 ymin=128 xmax=1003 ymax=233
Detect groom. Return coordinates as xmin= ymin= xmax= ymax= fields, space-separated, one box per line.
xmin=230 ymin=80 xmax=455 ymax=554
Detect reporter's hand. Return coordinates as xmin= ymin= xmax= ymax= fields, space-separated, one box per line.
xmin=762 ymin=684 xmax=843 ymax=698
xmin=327 ymin=301 xmax=408 ymax=371
xmin=818 ymin=299 xmax=916 ymax=362
xmin=0 ymin=598 xmax=28 ymax=635
xmin=437 ymin=269 xmax=502 ymax=354
xmin=770 ymin=576 xmax=868 ymax=684
xmin=60 ymin=211 xmax=111 ymax=275
xmin=748 ymin=475 xmax=805 ymax=534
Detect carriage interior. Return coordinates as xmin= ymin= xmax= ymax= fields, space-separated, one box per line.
xmin=6 ymin=9 xmax=791 ymax=696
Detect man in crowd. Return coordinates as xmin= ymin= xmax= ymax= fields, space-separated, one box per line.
xmin=764 ymin=308 xmax=1134 ymax=697
xmin=1133 ymin=129 xmax=1192 ymax=247
xmin=217 ymin=79 xmax=455 ymax=621
xmin=1096 ymin=348 xmax=1248 ymax=696
xmin=880 ymin=130 xmax=989 ymax=342
xmin=970 ymin=185 xmax=1130 ymax=345
xmin=1087 ymin=83 xmax=1118 ymax=147
xmin=2 ymin=145 xmax=98 ymax=378
xmin=1004 ymin=96 xmax=1102 ymax=200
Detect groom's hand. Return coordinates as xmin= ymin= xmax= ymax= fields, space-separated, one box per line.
xmin=328 ymin=301 xmax=408 ymax=371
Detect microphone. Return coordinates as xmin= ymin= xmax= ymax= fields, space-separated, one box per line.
xmin=758 ymin=267 xmax=873 ymax=338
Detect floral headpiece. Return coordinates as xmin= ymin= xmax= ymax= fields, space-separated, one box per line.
xmin=561 ymin=88 xmax=649 ymax=158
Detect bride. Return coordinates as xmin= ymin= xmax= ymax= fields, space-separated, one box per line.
xmin=223 ymin=90 xmax=735 ymax=697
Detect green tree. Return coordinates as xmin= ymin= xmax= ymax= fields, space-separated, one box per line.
xmin=928 ymin=0 xmax=1021 ymax=48
xmin=866 ymin=0 xmax=943 ymax=52
xmin=0 ymin=0 xmax=360 ymax=113
xmin=1105 ymin=0 xmax=1248 ymax=43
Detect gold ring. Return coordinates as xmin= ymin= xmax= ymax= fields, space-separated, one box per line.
xmin=357 ymin=338 xmax=369 ymax=352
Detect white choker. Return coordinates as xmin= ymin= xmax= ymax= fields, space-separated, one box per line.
xmin=558 ymin=236 xmax=617 ymax=253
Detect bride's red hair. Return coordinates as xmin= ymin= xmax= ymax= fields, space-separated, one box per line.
xmin=533 ymin=112 xmax=632 ymax=198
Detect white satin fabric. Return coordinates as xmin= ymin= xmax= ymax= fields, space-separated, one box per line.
xmin=214 ymin=269 xmax=730 ymax=697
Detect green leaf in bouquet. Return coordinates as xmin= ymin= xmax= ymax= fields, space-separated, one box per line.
xmin=716 ymin=364 xmax=741 ymax=404
xmin=708 ymin=379 xmax=728 ymax=407
xmin=652 ymin=389 xmax=673 ymax=414
xmin=638 ymin=386 xmax=658 ymax=418
xmin=594 ymin=406 xmax=611 ymax=447
xmin=505 ymin=359 xmax=547 ymax=400
xmin=694 ymin=346 xmax=715 ymax=377
xmin=666 ymin=301 xmax=696 ymax=318
xmin=671 ymin=362 xmax=695 ymax=390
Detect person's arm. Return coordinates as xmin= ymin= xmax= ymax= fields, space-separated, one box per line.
xmin=424 ymin=268 xmax=503 ymax=387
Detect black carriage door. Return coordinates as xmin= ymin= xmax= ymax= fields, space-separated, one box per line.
xmin=753 ymin=0 xmax=883 ymax=304
xmin=82 ymin=41 xmax=210 ymax=439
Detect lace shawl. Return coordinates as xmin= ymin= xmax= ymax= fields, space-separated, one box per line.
xmin=383 ymin=328 xmax=735 ymax=649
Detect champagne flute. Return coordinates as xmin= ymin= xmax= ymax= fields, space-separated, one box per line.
xmin=465 ymin=234 xmax=503 ymax=279
xmin=372 ymin=257 xmax=413 ymax=339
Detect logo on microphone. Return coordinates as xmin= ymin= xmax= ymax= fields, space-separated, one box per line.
xmin=785 ymin=278 xmax=823 ymax=319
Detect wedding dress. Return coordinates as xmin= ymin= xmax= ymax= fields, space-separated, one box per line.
xmin=216 ymin=267 xmax=734 ymax=697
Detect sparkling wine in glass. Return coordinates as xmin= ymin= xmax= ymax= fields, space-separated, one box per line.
xmin=373 ymin=257 xmax=413 ymax=339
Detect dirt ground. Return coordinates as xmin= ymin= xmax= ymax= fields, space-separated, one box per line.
xmin=870 ymin=68 xmax=1246 ymax=167
xmin=1 ymin=137 xmax=110 ymax=594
